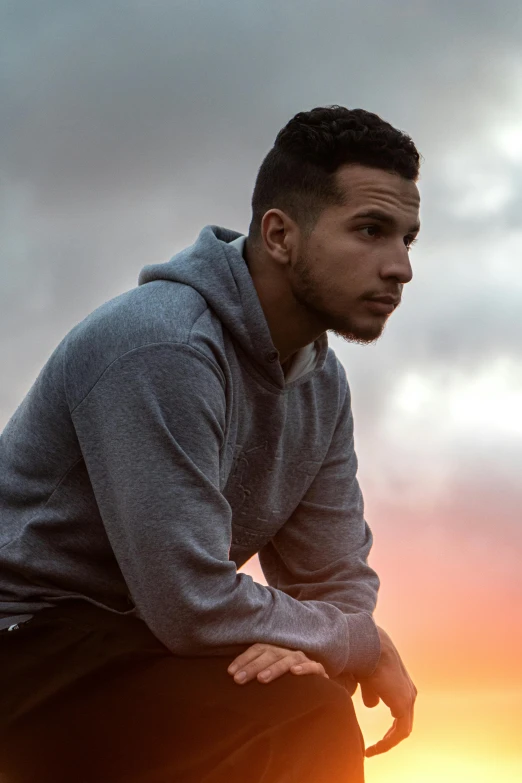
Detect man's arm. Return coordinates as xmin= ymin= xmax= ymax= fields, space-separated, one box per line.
xmin=258 ymin=373 xmax=381 ymax=679
xmin=250 ymin=373 xmax=417 ymax=755
xmin=68 ymin=342 xmax=355 ymax=677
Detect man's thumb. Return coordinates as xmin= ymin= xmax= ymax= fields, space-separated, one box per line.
xmin=360 ymin=680 xmax=380 ymax=708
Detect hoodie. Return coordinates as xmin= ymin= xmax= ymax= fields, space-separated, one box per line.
xmin=0 ymin=225 xmax=380 ymax=678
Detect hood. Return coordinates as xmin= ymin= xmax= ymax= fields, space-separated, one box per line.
xmin=138 ymin=225 xmax=288 ymax=386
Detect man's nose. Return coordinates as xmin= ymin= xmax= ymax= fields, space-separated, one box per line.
xmin=380 ymin=248 xmax=413 ymax=285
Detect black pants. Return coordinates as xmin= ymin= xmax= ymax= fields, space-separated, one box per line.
xmin=0 ymin=601 xmax=365 ymax=782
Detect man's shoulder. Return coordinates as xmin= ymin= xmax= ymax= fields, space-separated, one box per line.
xmin=69 ymin=280 xmax=224 ymax=345
xmin=62 ymin=282 xmax=225 ymax=408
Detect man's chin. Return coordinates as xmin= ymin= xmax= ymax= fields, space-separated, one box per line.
xmin=329 ymin=320 xmax=386 ymax=345
xmin=331 ymin=329 xmax=382 ymax=345
xmin=299 ymin=297 xmax=388 ymax=345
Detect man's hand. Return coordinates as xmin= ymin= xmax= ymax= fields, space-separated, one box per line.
xmin=227 ymin=643 xmax=329 ymax=685
xmin=360 ymin=626 xmax=417 ymax=757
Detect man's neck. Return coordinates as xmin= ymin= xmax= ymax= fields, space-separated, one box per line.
xmin=244 ymin=239 xmax=324 ymax=364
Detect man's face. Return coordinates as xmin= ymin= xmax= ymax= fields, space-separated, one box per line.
xmin=288 ymin=164 xmax=421 ymax=344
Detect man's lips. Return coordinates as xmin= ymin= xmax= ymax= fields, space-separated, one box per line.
xmin=364 ymin=295 xmax=401 ymax=315
xmin=367 ymin=295 xmax=401 ymax=305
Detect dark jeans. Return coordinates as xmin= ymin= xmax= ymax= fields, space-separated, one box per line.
xmin=0 ymin=601 xmax=365 ymax=782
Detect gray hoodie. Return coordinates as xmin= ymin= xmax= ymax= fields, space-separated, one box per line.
xmin=0 ymin=225 xmax=380 ymax=678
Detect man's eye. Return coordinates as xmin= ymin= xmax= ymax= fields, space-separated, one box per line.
xmin=404 ymin=235 xmax=418 ymax=249
xmin=360 ymin=225 xmax=380 ymax=237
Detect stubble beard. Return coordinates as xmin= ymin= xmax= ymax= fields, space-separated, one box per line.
xmin=290 ymin=252 xmax=386 ymax=346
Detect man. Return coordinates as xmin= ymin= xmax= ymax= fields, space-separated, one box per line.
xmin=0 ymin=105 xmax=420 ymax=782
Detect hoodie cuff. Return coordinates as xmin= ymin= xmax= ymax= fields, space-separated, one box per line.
xmin=343 ymin=612 xmax=381 ymax=679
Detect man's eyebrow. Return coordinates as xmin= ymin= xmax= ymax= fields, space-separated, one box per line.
xmin=351 ymin=209 xmax=420 ymax=234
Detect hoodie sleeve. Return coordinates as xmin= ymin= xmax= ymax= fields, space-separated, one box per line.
xmin=70 ymin=342 xmax=356 ymax=677
xmin=258 ymin=377 xmax=381 ymax=679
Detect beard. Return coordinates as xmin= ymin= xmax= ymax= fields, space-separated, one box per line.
xmin=289 ymin=252 xmax=387 ymax=345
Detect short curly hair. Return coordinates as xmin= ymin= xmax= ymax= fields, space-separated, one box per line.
xmin=248 ymin=105 xmax=421 ymax=243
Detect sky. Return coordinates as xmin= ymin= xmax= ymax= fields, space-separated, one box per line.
xmin=1 ymin=1 xmax=522 ymax=780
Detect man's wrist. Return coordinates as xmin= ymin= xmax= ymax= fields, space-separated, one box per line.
xmin=343 ymin=612 xmax=381 ymax=679
xmin=374 ymin=626 xmax=395 ymax=666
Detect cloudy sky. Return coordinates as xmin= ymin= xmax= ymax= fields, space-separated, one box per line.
xmin=2 ymin=2 xmax=522 ymax=780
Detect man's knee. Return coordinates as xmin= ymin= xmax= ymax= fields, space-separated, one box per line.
xmin=260 ymin=671 xmax=357 ymax=731
xmin=233 ymin=675 xmax=364 ymax=782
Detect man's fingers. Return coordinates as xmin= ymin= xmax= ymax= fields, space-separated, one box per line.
xmin=228 ymin=645 xmax=309 ymax=684
xmin=230 ymin=650 xmax=289 ymax=683
xmin=290 ymin=660 xmax=329 ymax=679
xmin=359 ymin=680 xmax=380 ymax=708
xmin=261 ymin=656 xmax=325 ymax=683
xmin=365 ymin=714 xmax=413 ymax=757
xmin=227 ymin=643 xmax=269 ymax=676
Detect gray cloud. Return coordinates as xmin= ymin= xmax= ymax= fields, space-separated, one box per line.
xmin=3 ymin=0 xmax=522 ymax=204
xmin=2 ymin=1 xmax=522 ymax=510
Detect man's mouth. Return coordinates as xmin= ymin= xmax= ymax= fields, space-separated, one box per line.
xmin=367 ymin=295 xmax=401 ymax=305
xmin=363 ymin=295 xmax=400 ymax=315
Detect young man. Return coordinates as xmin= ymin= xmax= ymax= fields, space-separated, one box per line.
xmin=0 ymin=106 xmax=420 ymax=782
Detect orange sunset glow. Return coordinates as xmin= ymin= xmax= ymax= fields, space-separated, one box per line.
xmin=241 ymin=503 xmax=522 ymax=783
xmin=2 ymin=1 xmax=522 ymax=781
xmin=241 ymin=405 xmax=522 ymax=782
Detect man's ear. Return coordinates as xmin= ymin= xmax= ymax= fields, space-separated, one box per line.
xmin=261 ymin=209 xmax=296 ymax=267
